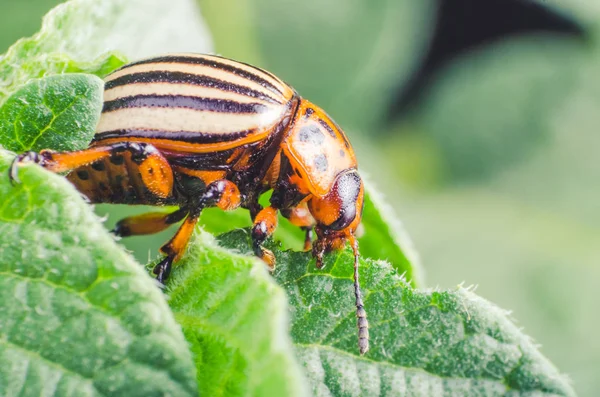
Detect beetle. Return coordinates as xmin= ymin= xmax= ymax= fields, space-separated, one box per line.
xmin=9 ymin=53 xmax=369 ymax=354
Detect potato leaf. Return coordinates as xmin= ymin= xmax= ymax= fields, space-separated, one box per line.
xmin=0 ymin=74 xmax=103 ymax=153
xmin=210 ymin=229 xmax=576 ymax=397
xmin=0 ymin=150 xmax=198 ymax=396
xmin=164 ymin=230 xmax=310 ymax=397
xmin=0 ymin=0 xmax=213 ymax=104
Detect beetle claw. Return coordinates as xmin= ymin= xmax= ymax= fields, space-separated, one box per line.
xmin=253 ymin=243 xmax=276 ymax=271
xmin=314 ymin=247 xmax=325 ymax=269
xmin=311 ymin=237 xmax=326 ymax=269
xmin=9 ymin=160 xmax=21 ymax=186
xmin=153 ymin=255 xmax=174 ymax=284
xmin=111 ymin=221 xmax=131 ymax=238
xmin=9 ymin=151 xmax=45 ymax=185
xmin=261 ymin=248 xmax=276 ymax=271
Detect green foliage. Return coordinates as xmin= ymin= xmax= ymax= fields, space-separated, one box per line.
xmin=0 ymin=74 xmax=103 ymax=153
xmin=213 ymin=229 xmax=575 ymax=396
xmin=0 ymin=145 xmax=577 ymax=395
xmin=0 ymin=0 xmax=580 ymax=395
xmin=165 ymin=230 xmax=309 ymax=397
xmin=0 ymin=150 xmax=198 ymax=396
xmin=419 ymin=38 xmax=585 ymax=182
xmin=0 ymin=0 xmax=214 ymax=104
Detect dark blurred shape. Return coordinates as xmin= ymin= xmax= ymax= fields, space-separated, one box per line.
xmin=386 ymin=0 xmax=586 ymax=122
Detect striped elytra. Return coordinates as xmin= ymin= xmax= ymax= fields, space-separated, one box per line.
xmin=10 ymin=53 xmax=369 ymax=355
xmin=96 ymin=53 xmax=295 ymax=151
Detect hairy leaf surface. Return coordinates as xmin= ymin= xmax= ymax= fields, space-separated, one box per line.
xmin=0 ymin=150 xmax=198 ymax=396
xmin=0 ymin=0 xmax=213 ymax=104
xmin=211 ymin=229 xmax=575 ymax=397
xmin=165 ymin=230 xmax=310 ymax=397
xmin=0 ymin=74 xmax=103 ymax=153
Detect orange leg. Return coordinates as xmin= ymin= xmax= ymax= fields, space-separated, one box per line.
xmin=251 ymin=206 xmax=279 ymax=270
xmin=153 ymin=179 xmax=242 ymax=283
xmin=9 ymin=142 xmax=173 ymax=198
xmin=281 ymin=202 xmax=316 ymax=251
xmin=212 ymin=180 xmax=242 ymax=211
xmin=302 ymin=227 xmax=313 ymax=252
xmin=153 ymin=212 xmax=199 ymax=283
xmin=112 ymin=208 xmax=188 ymax=237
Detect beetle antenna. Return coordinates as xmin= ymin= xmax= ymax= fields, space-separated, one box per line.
xmin=350 ymin=235 xmax=369 ymax=355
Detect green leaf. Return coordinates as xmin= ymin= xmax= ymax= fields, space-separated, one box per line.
xmin=0 ymin=150 xmax=198 ymax=396
xmin=0 ymin=0 xmax=214 ymax=104
xmin=0 ymin=73 xmax=103 ymax=153
xmin=164 ymin=230 xmax=310 ymax=397
xmin=418 ymin=37 xmax=585 ymax=182
xmin=210 ymin=229 xmax=575 ymax=397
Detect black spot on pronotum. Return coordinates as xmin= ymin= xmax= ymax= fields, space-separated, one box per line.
xmin=317 ymin=118 xmax=337 ymax=138
xmin=76 ymin=170 xmax=90 ymax=180
xmin=298 ymin=125 xmax=325 ymax=145
xmin=339 ymin=149 xmax=345 ymax=157
xmin=314 ymin=154 xmax=328 ymax=172
xmin=91 ymin=161 xmax=106 ymax=171
xmin=110 ymin=155 xmax=125 ymax=165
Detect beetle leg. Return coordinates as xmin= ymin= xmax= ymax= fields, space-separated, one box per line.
xmin=112 ymin=207 xmax=188 ymax=237
xmin=302 ymin=227 xmax=313 ymax=252
xmin=154 ymin=211 xmax=199 ymax=284
xmin=153 ymin=179 xmax=242 ymax=284
xmin=251 ymin=206 xmax=278 ymax=270
xmin=196 ymin=179 xmax=242 ymax=212
xmin=9 ymin=142 xmax=173 ymax=198
xmin=245 ymin=192 xmax=263 ymax=222
xmin=280 ymin=202 xmax=316 ymax=251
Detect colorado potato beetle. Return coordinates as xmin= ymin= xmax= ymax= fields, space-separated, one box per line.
xmin=10 ymin=53 xmax=369 ymax=354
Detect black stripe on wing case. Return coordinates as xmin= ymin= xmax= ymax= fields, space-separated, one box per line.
xmin=104 ymin=71 xmax=282 ymax=105
xmin=94 ymin=128 xmax=256 ymax=144
xmin=102 ymin=95 xmax=269 ymax=114
xmin=116 ymin=55 xmax=286 ymax=97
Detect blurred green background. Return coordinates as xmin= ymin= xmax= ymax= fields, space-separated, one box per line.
xmin=1 ymin=0 xmax=598 ymax=395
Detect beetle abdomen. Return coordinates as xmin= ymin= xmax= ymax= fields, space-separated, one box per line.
xmin=66 ymin=153 xmax=174 ymax=205
xmin=94 ymin=54 xmax=296 ymax=153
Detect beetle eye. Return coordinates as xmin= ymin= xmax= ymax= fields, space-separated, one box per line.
xmin=328 ymin=171 xmax=362 ymax=230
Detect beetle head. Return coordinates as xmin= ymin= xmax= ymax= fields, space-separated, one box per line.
xmin=308 ymin=169 xmax=364 ymax=267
